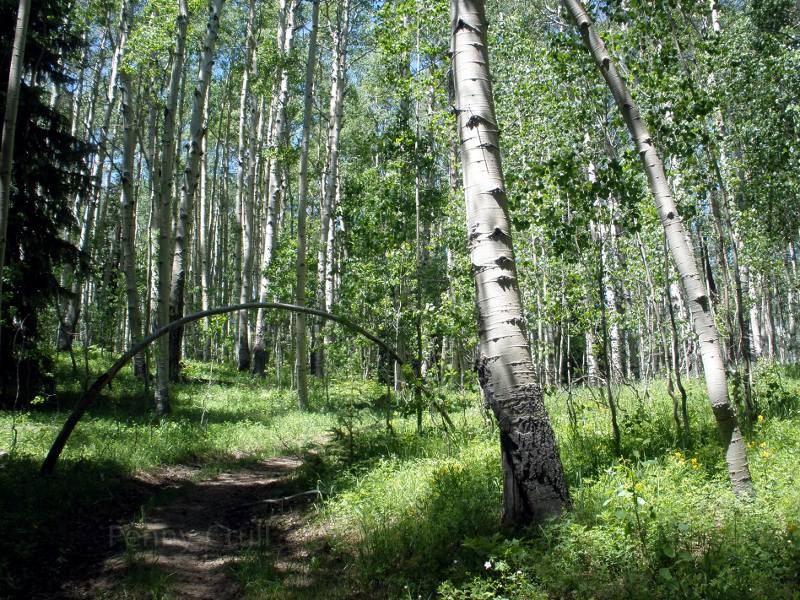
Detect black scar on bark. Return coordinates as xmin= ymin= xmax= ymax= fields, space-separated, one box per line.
xmin=496 ymin=274 xmax=517 ymax=290
xmin=467 ymin=114 xmax=487 ymax=128
xmin=454 ymin=18 xmax=483 ymax=36
xmin=495 ymin=255 xmax=513 ymax=269
xmin=476 ymin=356 xmax=571 ymax=525
xmin=489 ymin=227 xmax=511 ymax=243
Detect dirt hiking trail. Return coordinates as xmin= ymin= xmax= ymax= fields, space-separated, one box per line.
xmin=67 ymin=455 xmax=330 ymax=599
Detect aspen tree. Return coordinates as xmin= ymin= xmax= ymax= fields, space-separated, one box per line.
xmin=253 ymin=0 xmax=300 ymax=376
xmin=168 ymin=0 xmax=226 ymax=380
xmin=451 ymin=0 xmax=571 ymax=525
xmin=312 ymin=0 xmax=350 ymax=378
xmin=154 ymin=0 xmax=189 ymax=414
xmin=295 ymin=0 xmax=320 ymax=408
xmin=0 ymin=0 xmax=31 ymax=350
xmin=119 ymin=69 xmax=146 ymax=377
xmin=234 ymin=0 xmax=256 ymax=371
xmin=562 ymin=0 xmax=753 ymax=495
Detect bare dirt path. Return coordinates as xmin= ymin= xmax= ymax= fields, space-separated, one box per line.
xmin=73 ymin=455 xmax=325 ymax=599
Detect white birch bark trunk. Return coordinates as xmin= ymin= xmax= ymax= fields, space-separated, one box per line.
xmin=451 ymin=0 xmax=570 ymax=525
xmin=234 ymin=0 xmax=256 ymax=371
xmin=562 ymin=0 xmax=753 ymax=495
xmin=168 ymin=0 xmax=226 ymax=380
xmin=119 ymin=70 xmax=146 ymax=377
xmin=312 ymin=0 xmax=350 ymax=378
xmin=294 ymin=0 xmax=320 ymax=409
xmin=253 ymin=0 xmax=300 ymax=376
xmin=749 ymin=272 xmax=763 ymax=359
xmin=154 ymin=0 xmax=189 ymax=413
xmin=0 ymin=0 xmax=31 ymax=349
xmin=198 ymin=83 xmax=213 ymax=359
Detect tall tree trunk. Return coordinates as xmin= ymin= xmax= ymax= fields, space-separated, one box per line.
xmin=294 ymin=0 xmax=320 ymax=409
xmin=58 ymin=0 xmax=130 ymax=351
xmin=596 ymin=225 xmax=621 ymax=451
xmin=562 ymin=0 xmax=753 ymax=496
xmin=0 ymin=0 xmax=31 ymax=355
xmin=312 ymin=0 xmax=350 ymax=378
xmin=234 ymin=0 xmax=256 ymax=371
xmin=168 ymin=0 xmax=226 ymax=381
xmin=253 ymin=0 xmax=300 ymax=376
xmin=119 ymin=70 xmax=146 ymax=377
xmin=451 ymin=0 xmax=571 ymax=526
xmin=154 ymin=0 xmax=189 ymax=414
xmin=749 ymin=271 xmax=763 ymax=359
xmin=764 ymin=277 xmax=777 ymax=360
xmin=198 ymin=81 xmax=215 ymax=359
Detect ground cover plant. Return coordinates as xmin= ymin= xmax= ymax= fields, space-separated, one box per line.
xmin=231 ymin=365 xmax=800 ymax=599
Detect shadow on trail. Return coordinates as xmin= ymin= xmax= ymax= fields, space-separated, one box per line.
xmin=92 ymin=458 xmax=311 ymax=600
xmin=0 ymin=453 xmax=330 ymax=599
xmin=0 ymin=457 xmax=158 ymax=599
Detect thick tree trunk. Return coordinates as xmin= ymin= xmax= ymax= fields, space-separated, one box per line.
xmin=154 ymin=0 xmax=189 ymax=414
xmin=451 ymin=0 xmax=571 ymax=526
xmin=294 ymin=0 xmax=320 ymax=409
xmin=168 ymin=0 xmax=226 ymax=380
xmin=0 ymin=0 xmax=31 ymax=353
xmin=253 ymin=0 xmax=300 ymax=376
xmin=563 ymin=0 xmax=753 ymax=496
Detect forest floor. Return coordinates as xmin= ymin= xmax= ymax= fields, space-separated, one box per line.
xmin=79 ymin=454 xmax=328 ymax=600
xmin=2 ymin=353 xmax=800 ymax=599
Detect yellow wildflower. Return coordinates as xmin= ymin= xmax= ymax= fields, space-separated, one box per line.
xmin=761 ymin=450 xmax=770 ymax=459
xmin=690 ymin=458 xmax=699 ymax=470
xmin=757 ymin=415 xmax=765 ymax=423
xmin=759 ymin=442 xmax=767 ymax=449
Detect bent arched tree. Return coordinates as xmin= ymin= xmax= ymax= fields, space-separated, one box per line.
xmin=562 ymin=0 xmax=753 ymax=496
xmin=451 ymin=0 xmax=571 ymax=526
xmin=40 ymin=302 xmax=453 ymax=475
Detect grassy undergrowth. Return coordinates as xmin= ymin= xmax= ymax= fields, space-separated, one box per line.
xmin=2 ymin=352 xmax=799 ymax=599
xmin=235 ymin=363 xmax=800 ymax=599
xmin=0 ymin=350 xmax=337 ymax=597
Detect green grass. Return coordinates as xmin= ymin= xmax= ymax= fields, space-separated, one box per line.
xmin=234 ymin=363 xmax=800 ymax=599
xmin=0 ymin=350 xmax=337 ymax=597
xmin=2 ymin=352 xmax=800 ymax=599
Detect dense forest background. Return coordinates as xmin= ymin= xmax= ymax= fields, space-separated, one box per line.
xmin=2 ymin=0 xmax=799 ymax=409
xmin=1 ymin=0 xmax=799 ymax=597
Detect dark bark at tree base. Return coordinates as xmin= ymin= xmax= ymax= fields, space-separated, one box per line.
xmin=168 ymin=317 xmax=183 ymax=382
xmin=236 ymin=346 xmax=250 ymax=372
xmin=310 ymin=347 xmax=324 ymax=379
xmin=477 ymin=356 xmax=571 ymax=526
xmin=57 ymin=305 xmax=79 ymax=352
xmin=251 ymin=345 xmax=268 ymax=377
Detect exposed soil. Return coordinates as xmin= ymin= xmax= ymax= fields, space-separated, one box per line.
xmin=55 ymin=456 xmax=327 ymax=599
